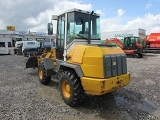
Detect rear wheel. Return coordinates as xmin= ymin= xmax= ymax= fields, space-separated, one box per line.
xmin=59 ymin=70 xmax=84 ymax=107
xmin=133 ymin=54 xmax=139 ymax=58
xmin=38 ymin=62 xmax=51 ymax=84
xmin=138 ymin=53 xmax=143 ymax=58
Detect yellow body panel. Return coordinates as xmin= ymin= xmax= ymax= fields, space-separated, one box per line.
xmin=67 ymin=45 xmax=86 ymax=64
xmin=37 ymin=47 xmax=57 ymax=66
xmin=67 ymin=45 xmax=130 ymax=95
xmin=81 ymin=73 xmax=130 ymax=95
xmin=101 ymin=47 xmax=124 ymax=54
xmin=67 ymin=45 xmax=124 ymax=78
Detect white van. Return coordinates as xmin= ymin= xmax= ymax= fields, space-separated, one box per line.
xmin=22 ymin=41 xmax=40 ymax=56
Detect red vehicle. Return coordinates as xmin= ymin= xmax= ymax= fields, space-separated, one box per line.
xmin=105 ymin=38 xmax=124 ymax=48
xmin=143 ymin=33 xmax=160 ymax=53
xmin=105 ymin=36 xmax=143 ymax=58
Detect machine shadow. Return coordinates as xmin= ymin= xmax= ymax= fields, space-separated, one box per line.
xmin=27 ymin=72 xmax=38 ymax=76
xmin=0 ymin=54 xmax=11 ymax=56
xmin=73 ymin=88 xmax=156 ymax=120
xmin=143 ymin=53 xmax=159 ymax=57
xmin=26 ymin=68 xmax=38 ymax=76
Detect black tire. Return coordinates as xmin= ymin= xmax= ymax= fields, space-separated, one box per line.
xmin=138 ymin=53 xmax=143 ymax=58
xmin=23 ymin=53 xmax=27 ymax=57
xmin=133 ymin=54 xmax=138 ymax=58
xmin=38 ymin=62 xmax=51 ymax=85
xmin=14 ymin=49 xmax=17 ymax=54
xmin=59 ymin=70 xmax=84 ymax=107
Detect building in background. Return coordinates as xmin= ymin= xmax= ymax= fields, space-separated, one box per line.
xmin=101 ymin=28 xmax=146 ymax=43
xmin=0 ymin=30 xmax=55 ymax=54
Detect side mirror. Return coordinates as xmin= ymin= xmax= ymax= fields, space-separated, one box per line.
xmin=48 ymin=23 xmax=53 ymax=35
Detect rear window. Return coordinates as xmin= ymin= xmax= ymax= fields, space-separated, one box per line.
xmin=43 ymin=41 xmax=51 ymax=46
xmin=27 ymin=42 xmax=35 ymax=45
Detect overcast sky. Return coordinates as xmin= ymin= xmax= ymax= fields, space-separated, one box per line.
xmin=0 ymin=0 xmax=160 ymax=35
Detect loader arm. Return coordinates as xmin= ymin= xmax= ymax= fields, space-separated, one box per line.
xmin=105 ymin=38 xmax=124 ymax=49
xmin=26 ymin=47 xmax=57 ymax=69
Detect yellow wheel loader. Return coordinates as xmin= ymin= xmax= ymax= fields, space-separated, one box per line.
xmin=26 ymin=9 xmax=131 ymax=107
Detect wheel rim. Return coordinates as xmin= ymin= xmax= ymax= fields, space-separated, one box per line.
xmin=62 ymin=79 xmax=71 ymax=98
xmin=38 ymin=69 xmax=43 ymax=80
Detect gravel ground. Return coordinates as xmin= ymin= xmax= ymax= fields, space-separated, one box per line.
xmin=0 ymin=53 xmax=160 ymax=120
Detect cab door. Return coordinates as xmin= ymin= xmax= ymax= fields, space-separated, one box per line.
xmin=56 ymin=14 xmax=65 ymax=60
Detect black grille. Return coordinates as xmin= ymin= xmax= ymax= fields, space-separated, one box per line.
xmin=104 ymin=54 xmax=127 ymax=78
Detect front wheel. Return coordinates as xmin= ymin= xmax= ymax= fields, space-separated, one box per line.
xmin=59 ymin=70 xmax=84 ymax=107
xmin=38 ymin=62 xmax=51 ymax=85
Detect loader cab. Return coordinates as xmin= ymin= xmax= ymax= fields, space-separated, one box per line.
xmin=48 ymin=9 xmax=101 ymax=60
xmin=123 ymin=36 xmax=141 ymax=50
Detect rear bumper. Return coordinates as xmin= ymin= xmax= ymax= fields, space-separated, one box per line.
xmin=81 ymin=73 xmax=130 ymax=95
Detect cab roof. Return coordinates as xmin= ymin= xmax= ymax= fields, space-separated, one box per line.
xmin=55 ymin=8 xmax=100 ymax=17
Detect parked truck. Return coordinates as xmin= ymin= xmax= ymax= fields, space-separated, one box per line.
xmin=22 ymin=40 xmax=40 ymax=57
xmin=143 ymin=33 xmax=160 ymax=53
xmin=13 ymin=37 xmax=23 ymax=55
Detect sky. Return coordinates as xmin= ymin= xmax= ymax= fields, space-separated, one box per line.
xmin=0 ymin=0 xmax=160 ymax=35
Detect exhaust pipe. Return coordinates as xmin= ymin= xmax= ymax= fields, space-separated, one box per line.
xmin=88 ymin=11 xmax=94 ymax=44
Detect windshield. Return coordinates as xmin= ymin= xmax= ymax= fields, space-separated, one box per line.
xmin=67 ymin=11 xmax=100 ymax=44
xmin=124 ymin=37 xmax=136 ymax=45
xmin=12 ymin=37 xmax=22 ymax=41
xmin=16 ymin=38 xmax=22 ymax=41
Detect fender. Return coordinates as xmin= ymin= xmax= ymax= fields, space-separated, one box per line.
xmin=58 ymin=61 xmax=84 ymax=77
xmin=41 ymin=58 xmax=56 ymax=76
